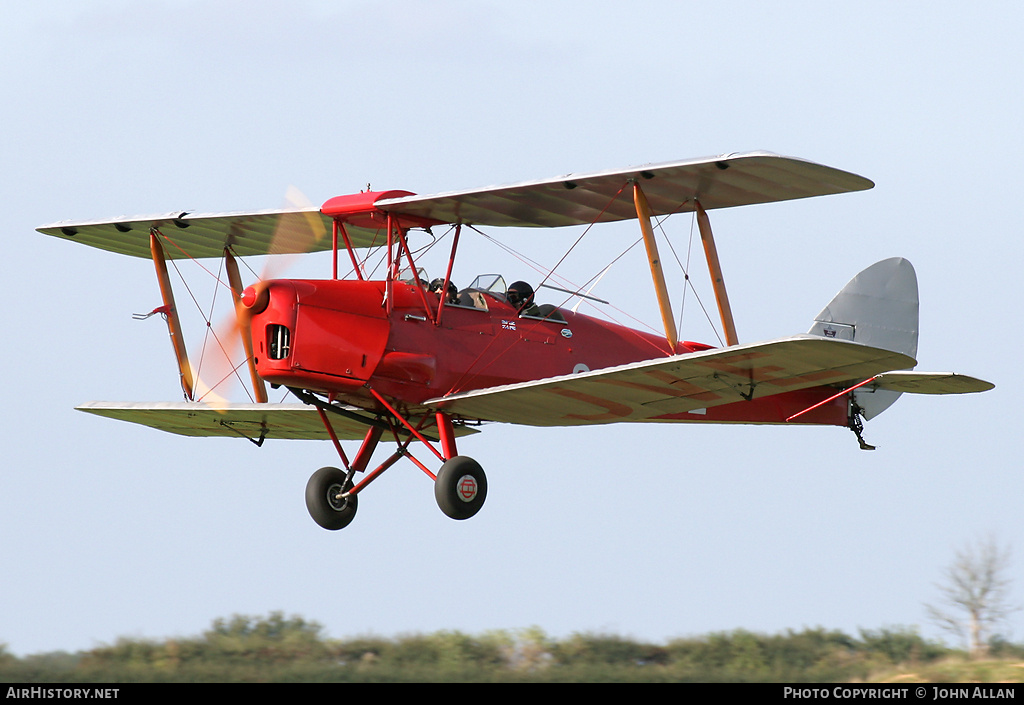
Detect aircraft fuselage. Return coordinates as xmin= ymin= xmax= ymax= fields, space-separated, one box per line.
xmin=247 ymin=278 xmax=848 ymax=426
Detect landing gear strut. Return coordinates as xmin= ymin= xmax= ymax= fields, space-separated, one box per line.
xmin=298 ymin=392 xmax=488 ymax=530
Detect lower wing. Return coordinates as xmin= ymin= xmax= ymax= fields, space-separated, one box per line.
xmin=76 ymin=402 xmax=478 ymax=442
xmin=426 ymin=335 xmax=921 ymax=426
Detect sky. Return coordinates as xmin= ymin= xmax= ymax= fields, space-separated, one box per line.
xmin=2 ymin=1 xmax=1021 ymax=657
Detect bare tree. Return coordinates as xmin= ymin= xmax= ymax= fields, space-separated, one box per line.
xmin=925 ymin=535 xmax=1019 ymax=658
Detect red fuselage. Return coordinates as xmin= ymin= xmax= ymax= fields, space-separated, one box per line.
xmin=247 ymin=278 xmax=847 ymax=426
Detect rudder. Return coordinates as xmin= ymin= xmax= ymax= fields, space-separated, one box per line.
xmin=808 ymin=257 xmax=919 ymax=420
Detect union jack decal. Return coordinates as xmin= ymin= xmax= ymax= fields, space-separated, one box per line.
xmin=501 ymin=320 xmax=517 ymax=331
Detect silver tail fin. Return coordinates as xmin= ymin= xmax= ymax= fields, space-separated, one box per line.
xmin=808 ymin=257 xmax=919 ymax=420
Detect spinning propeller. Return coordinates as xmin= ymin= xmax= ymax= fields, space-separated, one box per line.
xmin=188 ymin=187 xmax=328 ymax=405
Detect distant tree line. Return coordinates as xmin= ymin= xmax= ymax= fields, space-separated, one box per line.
xmin=3 ymin=612 xmax=1023 ymax=683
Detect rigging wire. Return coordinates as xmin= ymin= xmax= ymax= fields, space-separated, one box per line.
xmin=460 ymin=178 xmax=651 ymax=333
xmin=536 ymin=182 xmax=627 ymax=292
xmin=198 ymin=254 xmax=226 ymax=373
xmin=660 ymin=211 xmax=725 ymax=348
xmin=166 ymin=251 xmax=256 ymax=403
xmin=469 ymin=223 xmax=661 ymax=338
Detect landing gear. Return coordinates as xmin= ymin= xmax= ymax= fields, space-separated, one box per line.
xmin=298 ymin=394 xmax=487 ymax=529
xmin=434 ymin=455 xmax=487 ymax=520
xmin=305 ymin=466 xmax=358 ymax=530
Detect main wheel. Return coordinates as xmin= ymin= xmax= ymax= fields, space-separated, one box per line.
xmin=305 ymin=466 xmax=358 ymax=530
xmin=434 ymin=456 xmax=487 ymax=520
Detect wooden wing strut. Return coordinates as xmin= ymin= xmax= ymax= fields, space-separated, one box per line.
xmin=149 ymin=232 xmax=195 ymax=400
xmin=632 ymin=186 xmax=740 ymax=349
xmin=632 ymin=182 xmax=678 ymax=349
xmin=695 ymin=200 xmax=739 ymax=347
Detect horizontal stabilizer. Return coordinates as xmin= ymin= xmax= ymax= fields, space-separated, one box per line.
xmin=77 ymin=402 xmax=478 ymax=441
xmin=868 ymin=371 xmax=994 ymax=395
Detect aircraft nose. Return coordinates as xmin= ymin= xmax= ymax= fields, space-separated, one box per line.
xmin=240 ymin=283 xmax=270 ymax=314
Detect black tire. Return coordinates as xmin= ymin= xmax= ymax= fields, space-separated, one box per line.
xmin=305 ymin=466 xmax=358 ymax=530
xmin=434 ymin=456 xmax=487 ymax=520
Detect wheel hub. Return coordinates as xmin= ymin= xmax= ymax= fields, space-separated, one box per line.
xmin=327 ymin=483 xmax=348 ymax=511
xmin=456 ymin=475 xmax=478 ymax=502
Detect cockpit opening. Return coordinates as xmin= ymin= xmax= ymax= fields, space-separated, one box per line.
xmin=449 ymin=274 xmax=566 ymax=322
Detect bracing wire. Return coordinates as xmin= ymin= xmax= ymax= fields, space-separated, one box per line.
xmin=660 ymin=211 xmax=726 ymax=348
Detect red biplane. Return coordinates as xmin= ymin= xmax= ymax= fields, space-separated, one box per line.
xmin=38 ymin=152 xmax=992 ymax=530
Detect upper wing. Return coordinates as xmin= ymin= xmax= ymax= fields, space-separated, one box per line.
xmin=37 ymin=208 xmax=389 ymax=260
xmin=379 ymin=152 xmax=873 ymax=228
xmin=38 ymin=153 xmax=870 ymax=258
xmin=77 ymin=402 xmax=478 ymax=441
xmin=426 ymin=335 xmax=913 ymax=426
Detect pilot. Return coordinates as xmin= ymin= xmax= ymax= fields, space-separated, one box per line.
xmin=429 ymin=277 xmax=459 ymax=304
xmin=506 ymin=280 xmax=540 ymax=316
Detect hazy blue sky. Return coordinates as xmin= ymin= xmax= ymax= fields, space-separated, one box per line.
xmin=2 ymin=1 xmax=1020 ymax=656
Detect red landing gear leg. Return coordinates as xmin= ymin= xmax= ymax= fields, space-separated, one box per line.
xmin=367 ymin=391 xmax=489 ymax=521
xmin=304 ymin=422 xmax=385 ymax=532
xmin=436 ymin=411 xmax=457 ymax=460
xmin=305 ymin=397 xmax=487 ymax=530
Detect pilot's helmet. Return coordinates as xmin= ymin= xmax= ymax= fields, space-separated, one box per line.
xmin=506 ymin=281 xmax=535 ymax=311
xmin=429 ymin=278 xmax=458 ymax=301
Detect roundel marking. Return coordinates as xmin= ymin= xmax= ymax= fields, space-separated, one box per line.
xmin=457 ymin=475 xmax=478 ymax=502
